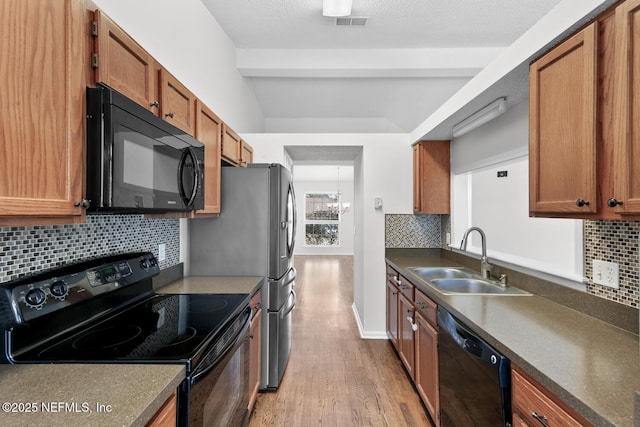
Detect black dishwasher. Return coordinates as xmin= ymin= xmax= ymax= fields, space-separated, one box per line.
xmin=437 ymin=307 xmax=512 ymax=426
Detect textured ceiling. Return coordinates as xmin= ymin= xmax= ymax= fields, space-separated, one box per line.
xmin=201 ymin=0 xmax=564 ymax=133
xmin=202 ymin=0 xmax=563 ymax=49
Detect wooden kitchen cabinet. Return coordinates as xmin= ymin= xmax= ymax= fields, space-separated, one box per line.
xmin=385 ymin=263 xmax=440 ymax=425
xmin=512 ymin=368 xmax=592 ymax=427
xmin=159 ymin=68 xmax=196 ymax=136
xmin=221 ymin=124 xmax=243 ymax=166
xmin=413 ymin=140 xmax=450 ymax=214
xmin=398 ymin=293 xmax=415 ymax=379
xmin=414 ymin=311 xmax=439 ymax=426
xmin=386 ymin=266 xmax=400 ymax=350
xmin=414 ymin=289 xmax=439 ymax=425
xmin=248 ymin=288 xmax=262 ymax=414
xmin=612 ymin=0 xmax=640 ymax=215
xmin=529 ymin=22 xmax=598 ymax=216
xmin=0 ymin=0 xmax=87 ymax=226
xmin=530 ymin=2 xmax=640 ymax=220
xmin=192 ymin=100 xmax=222 ymax=216
xmin=93 ymin=9 xmax=159 ymax=113
xmin=241 ymin=140 xmax=254 ymax=166
xmin=145 ymin=392 xmax=177 ymax=427
xmin=93 ymin=9 xmax=196 ymax=136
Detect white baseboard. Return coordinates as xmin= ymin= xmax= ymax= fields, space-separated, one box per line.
xmin=351 ymin=303 xmax=388 ymax=340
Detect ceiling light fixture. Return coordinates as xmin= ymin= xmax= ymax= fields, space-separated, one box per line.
xmin=452 ymin=97 xmax=507 ymax=138
xmin=323 ymin=0 xmax=352 ymax=17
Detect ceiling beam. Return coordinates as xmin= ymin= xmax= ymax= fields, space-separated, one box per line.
xmin=237 ymin=47 xmax=504 ymax=78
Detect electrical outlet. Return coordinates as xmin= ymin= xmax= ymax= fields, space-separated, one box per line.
xmin=446 ymin=232 xmax=451 ymax=245
xmin=158 ymin=244 xmax=166 ymax=262
xmin=592 ymin=259 xmax=619 ymax=289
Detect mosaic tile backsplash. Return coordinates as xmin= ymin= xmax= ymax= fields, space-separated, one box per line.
xmin=0 ymin=215 xmax=180 ymax=283
xmin=584 ymin=220 xmax=639 ymax=308
xmin=385 ymin=214 xmax=441 ymax=248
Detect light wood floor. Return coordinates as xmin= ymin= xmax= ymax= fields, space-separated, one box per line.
xmin=248 ymin=255 xmax=433 ymax=427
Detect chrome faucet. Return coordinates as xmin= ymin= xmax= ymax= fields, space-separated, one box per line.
xmin=460 ymin=226 xmax=493 ymax=280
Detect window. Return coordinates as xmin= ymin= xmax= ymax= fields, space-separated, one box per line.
xmin=305 ymin=193 xmax=340 ymax=246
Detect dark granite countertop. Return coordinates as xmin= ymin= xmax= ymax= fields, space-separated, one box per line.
xmin=0 ymin=364 xmax=184 ymax=427
xmin=386 ymin=248 xmax=640 ymax=427
xmin=156 ymin=275 xmax=264 ymax=295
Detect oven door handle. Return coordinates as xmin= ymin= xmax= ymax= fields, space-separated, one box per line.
xmin=190 ymin=306 xmax=252 ymax=383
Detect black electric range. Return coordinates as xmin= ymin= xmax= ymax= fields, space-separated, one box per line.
xmin=0 ymin=252 xmax=253 ymax=426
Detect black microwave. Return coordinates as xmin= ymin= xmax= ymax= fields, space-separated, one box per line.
xmin=86 ymin=84 xmax=204 ymax=213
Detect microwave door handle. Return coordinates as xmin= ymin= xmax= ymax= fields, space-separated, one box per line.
xmin=177 ymin=147 xmax=200 ymax=207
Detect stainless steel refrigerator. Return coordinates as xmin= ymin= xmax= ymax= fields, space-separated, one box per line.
xmin=189 ymin=163 xmax=296 ymax=390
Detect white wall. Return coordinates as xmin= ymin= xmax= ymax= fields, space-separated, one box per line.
xmin=294 ymin=180 xmax=355 ymax=256
xmin=92 ymin=0 xmax=264 ymax=133
xmin=244 ymin=133 xmax=413 ymax=337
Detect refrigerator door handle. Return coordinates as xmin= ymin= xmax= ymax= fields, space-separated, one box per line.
xmin=280 ymin=290 xmax=296 ymax=319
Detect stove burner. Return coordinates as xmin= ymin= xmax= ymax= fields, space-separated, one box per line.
xmin=163 ymin=327 xmax=198 ymax=347
xmin=188 ymin=299 xmax=228 ymax=313
xmin=72 ymin=325 xmax=143 ymax=350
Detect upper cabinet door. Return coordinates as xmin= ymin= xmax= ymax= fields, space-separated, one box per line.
xmin=221 ymin=124 xmax=242 ymax=166
xmin=93 ymin=10 xmax=158 ymax=112
xmin=193 ymin=100 xmax=222 ymax=216
xmin=413 ymin=140 xmax=450 ymax=214
xmin=529 ymin=23 xmax=598 ymax=215
xmin=0 ymin=0 xmax=86 ymax=225
xmin=613 ymin=0 xmax=640 ymax=215
xmin=159 ymin=68 xmax=196 ymax=135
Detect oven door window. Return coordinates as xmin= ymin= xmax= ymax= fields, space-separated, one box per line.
xmin=111 ymin=109 xmax=190 ymax=211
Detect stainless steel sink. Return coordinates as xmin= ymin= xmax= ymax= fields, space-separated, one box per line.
xmin=409 ymin=267 xmax=475 ymax=280
xmin=408 ymin=267 xmax=531 ymax=296
xmin=429 ymin=278 xmax=531 ymax=296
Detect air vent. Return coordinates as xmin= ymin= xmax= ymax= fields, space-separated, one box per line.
xmin=335 ymin=16 xmax=368 ymax=27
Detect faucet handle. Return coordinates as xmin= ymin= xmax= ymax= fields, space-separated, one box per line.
xmin=499 ymin=274 xmax=508 ymax=286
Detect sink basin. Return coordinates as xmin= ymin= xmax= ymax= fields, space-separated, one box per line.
xmin=409 ymin=267 xmax=475 ymax=280
xmin=429 ymin=278 xmax=531 ymax=296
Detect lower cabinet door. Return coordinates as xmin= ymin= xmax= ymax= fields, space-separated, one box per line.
xmin=415 ymin=312 xmax=439 ymax=426
xmin=398 ymin=294 xmax=415 ymax=378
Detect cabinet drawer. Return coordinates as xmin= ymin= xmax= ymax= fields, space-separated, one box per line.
xmin=397 ymin=275 xmax=414 ymax=300
xmin=414 ymin=289 xmax=437 ymax=328
xmin=512 ymin=369 xmax=591 ymax=427
xmin=385 ymin=265 xmax=412 ymax=304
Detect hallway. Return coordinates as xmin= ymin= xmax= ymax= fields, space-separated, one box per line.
xmin=249 ymin=255 xmax=432 ymax=426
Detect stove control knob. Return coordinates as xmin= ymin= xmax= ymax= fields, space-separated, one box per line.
xmin=24 ymin=289 xmax=46 ymax=308
xmin=149 ymin=257 xmax=157 ymax=267
xmin=50 ymin=280 xmax=68 ymax=299
xmin=140 ymin=259 xmax=149 ymax=269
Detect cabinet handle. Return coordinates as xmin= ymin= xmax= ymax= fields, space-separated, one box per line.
xmin=531 ymin=412 xmax=549 ymax=427
xmin=607 ymin=198 xmax=623 ymax=208
xmin=149 ymin=101 xmax=160 ymax=108
xmin=73 ymin=199 xmax=90 ymax=209
xmin=415 ymin=302 xmax=426 ymax=310
xmin=165 ymin=112 xmax=174 ymax=118
xmin=575 ymin=198 xmax=590 ymax=207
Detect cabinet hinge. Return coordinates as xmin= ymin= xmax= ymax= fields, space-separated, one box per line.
xmin=91 ymin=21 xmax=98 ymax=37
xmin=91 ymin=53 xmax=99 ymax=69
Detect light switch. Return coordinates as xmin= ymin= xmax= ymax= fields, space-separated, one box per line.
xmin=374 ymin=197 xmax=383 ymax=209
